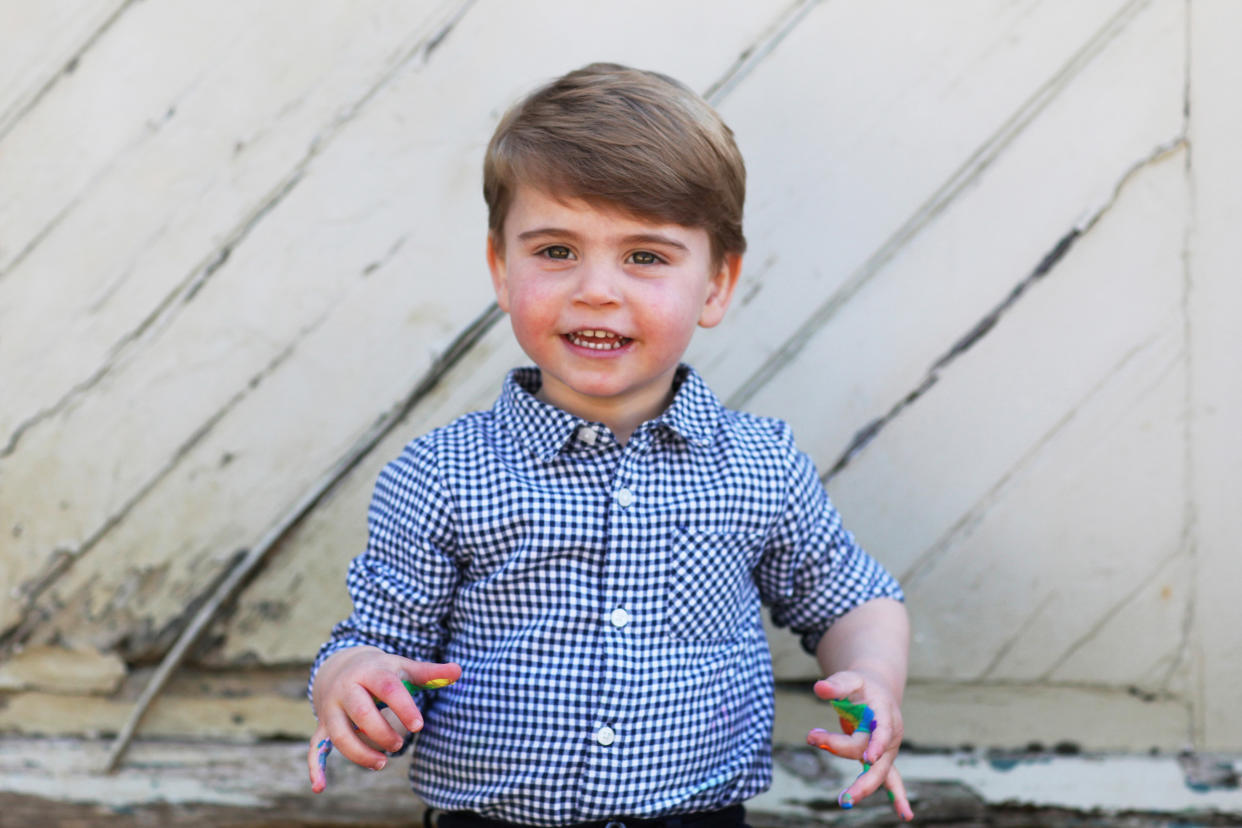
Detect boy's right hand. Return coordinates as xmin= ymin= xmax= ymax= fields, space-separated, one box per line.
xmin=307 ymin=646 xmax=461 ymax=793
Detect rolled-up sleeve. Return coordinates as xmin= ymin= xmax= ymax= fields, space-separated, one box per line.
xmin=755 ymin=441 xmax=904 ymax=655
xmin=308 ymin=436 xmax=459 ymax=701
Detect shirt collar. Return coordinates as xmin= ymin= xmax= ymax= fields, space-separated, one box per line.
xmin=651 ymin=364 xmax=721 ymax=448
xmin=495 ymin=365 xmax=722 ymax=461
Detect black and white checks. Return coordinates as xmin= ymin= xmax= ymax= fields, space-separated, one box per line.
xmin=311 ymin=365 xmax=903 ymax=826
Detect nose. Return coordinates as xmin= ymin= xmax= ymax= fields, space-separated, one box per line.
xmin=572 ymin=260 xmax=621 ymax=307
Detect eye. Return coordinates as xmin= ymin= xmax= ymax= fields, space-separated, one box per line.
xmin=540 ymin=245 xmax=573 ymax=260
xmin=628 ymin=250 xmax=662 ymax=265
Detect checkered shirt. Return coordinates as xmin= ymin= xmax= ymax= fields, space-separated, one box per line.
xmin=310 ymin=365 xmax=903 ymax=826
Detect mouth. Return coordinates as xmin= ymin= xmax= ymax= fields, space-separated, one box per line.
xmin=564 ymin=329 xmax=633 ymax=351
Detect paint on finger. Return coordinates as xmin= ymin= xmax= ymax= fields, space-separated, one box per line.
xmin=375 ymin=677 xmax=457 ymax=711
xmin=316 ymin=738 xmax=333 ymax=776
xmin=409 ymin=677 xmax=455 ymax=691
xmin=830 ymin=698 xmax=876 ymax=734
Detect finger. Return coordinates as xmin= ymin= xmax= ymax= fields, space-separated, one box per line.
xmin=807 ymin=728 xmax=868 ymax=760
xmin=346 ymin=678 xmax=413 ymax=754
xmin=884 ymin=765 xmax=915 ymax=822
xmin=862 ymin=710 xmax=899 ymax=765
xmin=379 ymin=660 xmax=462 ymax=734
xmin=401 ymin=659 xmax=462 ymax=690
xmin=813 ymin=671 xmax=864 ymax=702
xmin=325 ymin=693 xmax=391 ymax=770
xmin=307 ymin=723 xmax=332 ymax=794
xmin=363 ymin=673 xmax=423 ymax=745
xmin=840 ymin=748 xmax=897 ymax=807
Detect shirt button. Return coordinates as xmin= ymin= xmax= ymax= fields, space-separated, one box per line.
xmin=615 ymin=488 xmax=635 ymax=508
xmin=577 ymin=426 xmax=597 ymax=445
xmin=609 ymin=608 xmax=630 ymax=628
xmin=596 ymin=726 xmax=616 ymax=746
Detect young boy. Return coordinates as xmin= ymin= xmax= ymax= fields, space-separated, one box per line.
xmin=308 ymin=63 xmax=913 ymax=826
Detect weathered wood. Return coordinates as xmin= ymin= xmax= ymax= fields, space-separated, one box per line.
xmin=685 ymin=0 xmax=1143 ymax=402
xmin=844 ymin=150 xmax=1190 ymax=688
xmin=1188 ymin=0 xmax=1242 ymax=751
xmin=0 ymin=1 xmax=781 ymax=661
xmin=0 ymin=0 xmax=131 ymax=140
xmin=3 ymin=0 xmax=1241 ymax=757
xmin=734 ymin=0 xmax=1189 ymax=682
xmin=0 ymin=0 xmax=466 ymax=634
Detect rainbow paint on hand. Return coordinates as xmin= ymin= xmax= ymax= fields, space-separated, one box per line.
xmin=827 ymin=698 xmax=894 ymax=809
xmin=830 ymin=698 xmax=876 ymax=735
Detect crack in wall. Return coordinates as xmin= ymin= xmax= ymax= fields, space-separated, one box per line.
xmin=822 ymin=137 xmax=1187 ymax=484
xmin=0 ymin=193 xmax=81 ymax=284
xmin=702 ymin=0 xmax=820 ymax=104
xmin=1178 ymin=0 xmax=1202 ymax=749
xmin=726 ymin=0 xmax=1151 ymax=415
xmin=0 ymin=0 xmax=137 ymax=143
xmin=908 ymin=677 xmax=1186 ymax=702
xmin=0 ymin=100 xmax=179 ymax=283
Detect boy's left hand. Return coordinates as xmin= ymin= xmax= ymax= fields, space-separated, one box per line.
xmin=806 ymin=670 xmax=913 ymax=821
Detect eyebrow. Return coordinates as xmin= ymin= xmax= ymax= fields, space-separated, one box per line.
xmin=515 ymin=227 xmax=690 ymax=252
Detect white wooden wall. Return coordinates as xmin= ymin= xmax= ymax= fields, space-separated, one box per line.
xmin=2 ymin=0 xmax=1239 ymax=753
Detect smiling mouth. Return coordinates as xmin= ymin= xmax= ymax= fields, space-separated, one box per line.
xmin=565 ymin=329 xmax=632 ymax=350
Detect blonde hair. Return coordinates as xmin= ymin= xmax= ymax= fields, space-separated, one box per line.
xmin=483 ymin=63 xmax=746 ymax=263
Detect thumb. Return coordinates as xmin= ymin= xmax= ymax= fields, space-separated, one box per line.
xmin=814 ymin=670 xmax=864 ymax=701
xmin=396 ymin=659 xmax=462 ymax=691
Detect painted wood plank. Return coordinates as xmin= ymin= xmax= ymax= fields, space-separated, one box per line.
xmin=0 ymin=0 xmax=128 ymax=137
xmin=741 ymin=0 xmax=1187 ymax=679
xmin=0 ymin=0 xmax=462 ymax=635
xmin=0 ymin=2 xmax=789 ymax=660
xmin=683 ymin=0 xmax=1142 ymax=402
xmin=838 ymin=151 xmax=1190 ymax=683
xmin=1188 ymin=0 xmax=1242 ymax=751
xmin=0 ymin=0 xmax=455 ymax=445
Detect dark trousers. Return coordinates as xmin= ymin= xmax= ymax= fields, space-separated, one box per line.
xmin=431 ymin=804 xmax=749 ymax=828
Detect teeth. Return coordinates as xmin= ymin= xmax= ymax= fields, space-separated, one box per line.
xmin=567 ymin=330 xmax=628 ymax=350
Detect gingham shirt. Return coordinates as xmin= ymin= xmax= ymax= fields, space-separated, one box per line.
xmin=311 ymin=365 xmax=903 ymax=826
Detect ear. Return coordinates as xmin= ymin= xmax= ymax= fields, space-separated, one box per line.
xmin=487 ymin=233 xmax=510 ymax=312
xmin=698 ymin=252 xmax=742 ymax=329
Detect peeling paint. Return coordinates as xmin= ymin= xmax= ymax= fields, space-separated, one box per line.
xmin=0 ymin=334 xmax=307 ymax=658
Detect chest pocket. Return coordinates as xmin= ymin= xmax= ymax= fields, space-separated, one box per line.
xmin=667 ymin=528 xmax=763 ymax=642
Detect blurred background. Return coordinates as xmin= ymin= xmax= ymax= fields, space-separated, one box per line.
xmin=2 ymin=0 xmax=1239 ymax=823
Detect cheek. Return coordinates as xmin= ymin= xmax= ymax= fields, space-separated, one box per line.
xmin=505 ymin=282 xmax=558 ymax=340
xmin=640 ymin=299 xmax=701 ymax=351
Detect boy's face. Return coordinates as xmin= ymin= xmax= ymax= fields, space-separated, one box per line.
xmin=488 ymin=185 xmax=741 ymax=430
